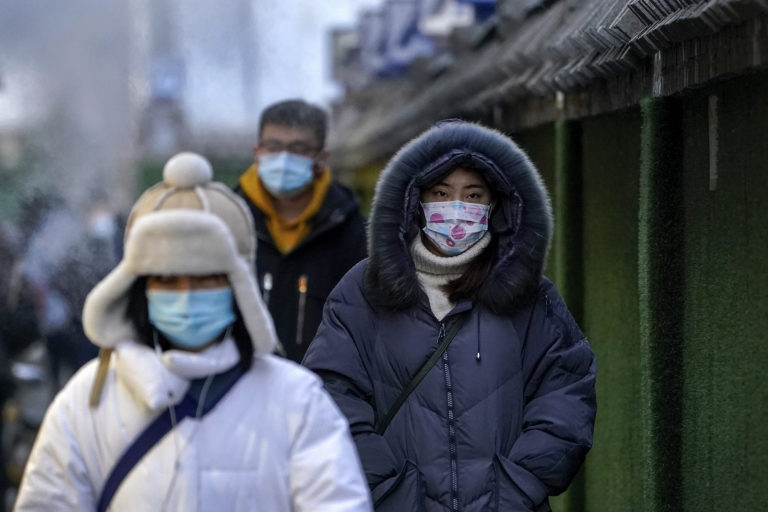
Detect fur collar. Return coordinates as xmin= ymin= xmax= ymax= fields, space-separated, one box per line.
xmin=363 ymin=121 xmax=553 ymax=314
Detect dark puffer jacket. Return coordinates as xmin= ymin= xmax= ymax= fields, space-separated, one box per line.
xmin=303 ymin=122 xmax=596 ymax=512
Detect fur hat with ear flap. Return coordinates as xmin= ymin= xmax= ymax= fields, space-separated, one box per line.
xmin=82 ymin=152 xmax=278 ymax=356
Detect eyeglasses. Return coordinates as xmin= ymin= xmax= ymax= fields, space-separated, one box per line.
xmin=257 ymin=139 xmax=320 ymax=158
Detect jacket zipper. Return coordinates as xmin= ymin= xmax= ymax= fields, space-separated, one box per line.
xmin=296 ymin=275 xmax=308 ymax=346
xmin=440 ymin=322 xmax=460 ymax=512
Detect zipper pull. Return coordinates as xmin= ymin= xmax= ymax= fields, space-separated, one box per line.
xmin=298 ymin=275 xmax=307 ymax=295
xmin=262 ymin=272 xmax=273 ymax=306
xmin=296 ymin=275 xmax=308 ymax=346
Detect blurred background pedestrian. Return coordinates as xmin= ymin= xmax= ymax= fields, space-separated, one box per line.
xmin=235 ymin=99 xmax=367 ymax=361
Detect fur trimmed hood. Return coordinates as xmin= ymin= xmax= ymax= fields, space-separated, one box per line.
xmin=82 ymin=152 xmax=278 ymax=355
xmin=364 ymin=121 xmax=553 ymax=313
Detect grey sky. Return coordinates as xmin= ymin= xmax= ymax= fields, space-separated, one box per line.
xmin=0 ymin=0 xmax=385 ymax=132
xmin=0 ymin=0 xmax=383 ymax=208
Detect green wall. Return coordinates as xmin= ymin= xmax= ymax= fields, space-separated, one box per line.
xmin=509 ymin=71 xmax=768 ymax=512
xmin=516 ymin=114 xmax=645 ymax=511
xmin=517 ymin=112 xmax=646 ymax=511
xmin=517 ymin=121 xmax=585 ymax=512
xmin=679 ymin=71 xmax=768 ymax=511
xmin=579 ymin=110 xmax=644 ymax=511
xmin=514 ymin=124 xmax=556 ymax=186
xmin=637 ymin=96 xmax=685 ymax=511
xmin=514 ymin=123 xmax=557 ymax=274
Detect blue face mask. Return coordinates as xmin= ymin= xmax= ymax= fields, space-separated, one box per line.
xmin=258 ymin=152 xmax=314 ymax=198
xmin=147 ymin=287 xmax=236 ymax=350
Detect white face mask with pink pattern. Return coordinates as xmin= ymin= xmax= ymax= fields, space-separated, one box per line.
xmin=420 ymin=200 xmax=491 ymax=256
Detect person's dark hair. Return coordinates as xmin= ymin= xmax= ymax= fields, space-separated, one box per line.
xmin=126 ymin=277 xmax=254 ymax=372
xmin=258 ymin=99 xmax=328 ymax=150
xmin=441 ymin=236 xmax=497 ymax=304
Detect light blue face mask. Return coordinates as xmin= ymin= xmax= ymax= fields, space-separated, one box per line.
xmin=147 ymin=287 xmax=236 ymax=350
xmin=258 ymin=151 xmax=314 ymax=198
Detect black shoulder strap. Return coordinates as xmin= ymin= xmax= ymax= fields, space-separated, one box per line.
xmin=376 ymin=311 xmax=470 ymax=436
xmin=96 ymin=365 xmax=245 ymax=512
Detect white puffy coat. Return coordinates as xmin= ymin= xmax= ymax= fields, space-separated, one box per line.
xmin=14 ymin=338 xmax=372 ymax=511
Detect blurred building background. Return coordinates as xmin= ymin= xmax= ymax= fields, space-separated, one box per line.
xmin=0 ymin=0 xmax=384 ymax=219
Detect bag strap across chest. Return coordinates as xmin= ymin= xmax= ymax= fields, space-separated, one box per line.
xmin=376 ymin=311 xmax=470 ymax=436
xmin=96 ymin=364 xmax=245 ymax=512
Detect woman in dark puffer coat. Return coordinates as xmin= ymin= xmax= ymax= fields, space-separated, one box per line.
xmin=303 ymin=121 xmax=596 ymax=512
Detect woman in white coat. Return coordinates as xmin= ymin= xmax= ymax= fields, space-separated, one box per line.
xmin=14 ymin=153 xmax=372 ymax=512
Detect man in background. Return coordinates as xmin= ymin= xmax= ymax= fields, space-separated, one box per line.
xmin=235 ymin=99 xmax=366 ymax=362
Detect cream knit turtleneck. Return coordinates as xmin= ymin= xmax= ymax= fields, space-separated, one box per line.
xmin=410 ymin=232 xmax=492 ymax=320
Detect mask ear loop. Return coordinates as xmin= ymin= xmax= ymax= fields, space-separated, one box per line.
xmin=485 ymin=201 xmax=494 ymax=231
xmin=193 ymin=323 xmax=232 ymax=418
xmin=155 ymin=323 xmax=230 ymax=510
xmin=153 ymin=330 xmax=179 ymax=430
xmin=152 ymin=328 xmax=183 ymax=512
xmin=417 ymin=202 xmax=427 ymax=229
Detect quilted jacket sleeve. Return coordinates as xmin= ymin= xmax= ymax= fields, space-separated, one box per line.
xmin=289 ymin=376 xmax=373 ymax=512
xmin=14 ymin=385 xmax=97 ymax=511
xmin=501 ymin=280 xmax=597 ymax=507
xmin=302 ymin=269 xmax=400 ymax=495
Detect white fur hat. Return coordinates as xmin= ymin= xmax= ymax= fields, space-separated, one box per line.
xmin=82 ymin=152 xmax=278 ymax=355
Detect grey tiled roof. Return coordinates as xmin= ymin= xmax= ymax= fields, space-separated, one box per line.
xmin=331 ymin=0 xmax=768 ymax=168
